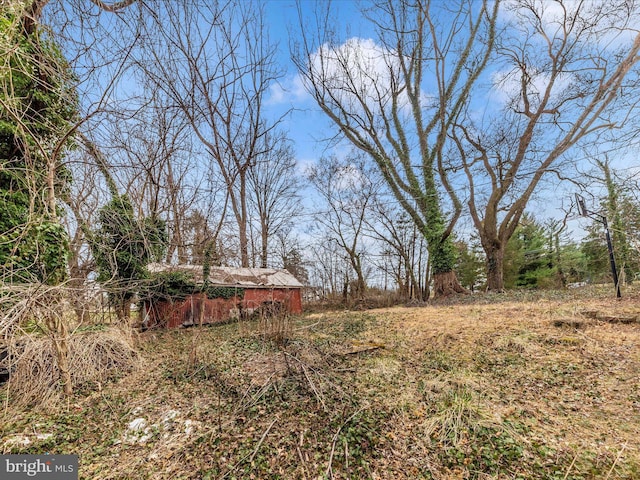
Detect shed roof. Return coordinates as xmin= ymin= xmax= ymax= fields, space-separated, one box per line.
xmin=147 ymin=263 xmax=304 ymax=288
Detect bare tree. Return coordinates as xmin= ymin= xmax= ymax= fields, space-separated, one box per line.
xmin=451 ymin=0 xmax=640 ymax=291
xmin=102 ymin=87 xmax=203 ymax=265
xmin=63 ymin=152 xmax=107 ymax=323
xmin=1 ymin=0 xmax=138 ymax=397
xmin=247 ymin=131 xmax=302 ymax=268
xmin=7 ymin=0 xmax=141 ymax=397
xmin=275 ymin=230 xmax=309 ymax=284
xmin=0 ymin=2 xmax=78 ymax=395
xmin=138 ymin=0 xmax=286 ymax=268
xmin=294 ymin=0 xmax=499 ymax=296
xmin=307 ymin=153 xmax=378 ymax=300
xmin=306 ymin=239 xmax=350 ymax=302
xmin=365 ymin=199 xmax=430 ymax=301
xmin=23 ymin=0 xmax=138 ymax=35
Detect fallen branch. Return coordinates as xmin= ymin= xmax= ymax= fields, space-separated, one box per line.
xmin=249 ymin=417 xmax=278 ymax=463
xmin=221 ymin=417 xmax=278 ymax=479
xmin=605 ymin=443 xmax=627 ymax=479
xmin=345 ymin=342 xmax=386 ymax=355
xmin=283 ymin=351 xmax=327 ymax=411
xmin=580 ymin=310 xmax=638 ymax=324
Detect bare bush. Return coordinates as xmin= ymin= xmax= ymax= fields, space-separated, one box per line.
xmin=0 ymin=283 xmax=73 ymax=395
xmin=259 ymin=302 xmax=291 ymax=347
xmin=2 ymin=328 xmax=140 ymax=408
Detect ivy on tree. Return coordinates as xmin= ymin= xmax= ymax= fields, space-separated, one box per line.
xmin=0 ymin=6 xmax=77 ymax=285
xmin=91 ymin=193 xmax=167 ymax=320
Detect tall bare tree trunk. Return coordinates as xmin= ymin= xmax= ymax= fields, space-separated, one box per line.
xmin=261 ymin=228 xmax=269 ymax=268
xmin=238 ymin=182 xmax=250 ymax=267
xmin=485 ymin=244 xmax=505 ymax=292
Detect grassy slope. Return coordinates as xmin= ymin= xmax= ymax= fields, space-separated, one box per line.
xmin=1 ymin=287 xmax=639 ymax=479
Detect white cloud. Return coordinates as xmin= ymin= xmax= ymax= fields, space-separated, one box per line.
xmin=491 ymin=67 xmax=574 ymax=109
xmin=306 ymin=37 xmax=416 ymax=116
xmin=489 ymin=1 xmax=640 ymax=112
xmin=266 ymin=74 xmax=310 ymax=106
xmin=499 ymin=0 xmax=569 ymax=30
xmin=332 ymin=163 xmax=368 ymax=191
xmin=296 ymin=157 xmax=316 ymax=176
xmin=499 ymin=0 xmax=640 ymax=50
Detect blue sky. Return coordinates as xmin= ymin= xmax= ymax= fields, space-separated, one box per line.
xmin=260 ymin=0 xmax=640 ymax=243
xmin=262 ymin=0 xmax=365 ymax=167
xmin=51 ymin=0 xmax=640 ymax=245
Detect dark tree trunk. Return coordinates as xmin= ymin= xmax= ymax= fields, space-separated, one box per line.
xmin=485 ymin=246 xmax=505 ymax=292
xmin=116 ymin=298 xmax=132 ymax=324
xmin=261 ymin=227 xmax=268 ymax=268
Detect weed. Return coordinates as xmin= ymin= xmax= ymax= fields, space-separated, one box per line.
xmin=423 ymin=387 xmax=525 ymax=477
xmin=2 ymin=289 xmax=640 ymax=479
xmin=425 ymin=387 xmax=491 ymax=447
xmin=259 ymin=310 xmax=292 ymax=347
xmin=423 ymin=348 xmax=460 ymax=372
xmin=339 ymin=313 xmax=377 ymax=338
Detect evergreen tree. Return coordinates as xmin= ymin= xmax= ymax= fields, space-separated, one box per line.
xmin=618 ymin=195 xmax=640 ymax=279
xmin=283 ymin=247 xmax=308 ymax=284
xmin=502 ymin=215 xmax=590 ymax=289
xmin=580 ymin=223 xmax=610 ymax=284
xmin=559 ymin=242 xmax=589 ymax=285
xmin=578 ymin=161 xmax=640 ymax=285
xmin=579 ymin=191 xmax=640 ymax=285
xmin=454 ymin=239 xmax=485 ymax=292
xmin=503 ymin=214 xmax=553 ymax=289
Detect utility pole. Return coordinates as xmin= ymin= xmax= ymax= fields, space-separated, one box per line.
xmin=575 ymin=194 xmax=621 ymax=298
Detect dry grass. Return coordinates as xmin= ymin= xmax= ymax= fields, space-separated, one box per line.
xmin=2 ymin=328 xmax=140 ymax=408
xmin=1 ymin=286 xmax=639 ymax=479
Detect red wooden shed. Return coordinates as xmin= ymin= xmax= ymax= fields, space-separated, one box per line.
xmin=142 ymin=264 xmax=304 ymax=329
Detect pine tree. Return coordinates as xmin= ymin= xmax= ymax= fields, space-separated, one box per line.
xmin=454 ymin=239 xmax=485 ymax=292
xmin=503 ymin=214 xmax=553 ymax=289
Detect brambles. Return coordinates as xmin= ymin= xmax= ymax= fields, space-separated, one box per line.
xmin=259 ymin=304 xmax=291 ymax=347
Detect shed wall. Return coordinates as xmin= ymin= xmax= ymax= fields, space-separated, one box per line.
xmin=243 ymin=288 xmax=302 ymax=314
xmin=143 ymin=288 xmax=302 ymax=329
xmin=144 ymin=294 xmax=240 ymax=329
